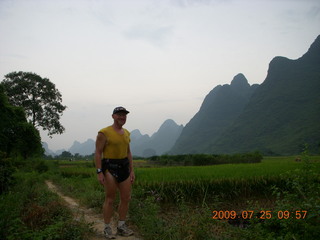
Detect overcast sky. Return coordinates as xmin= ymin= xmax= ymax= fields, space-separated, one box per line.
xmin=1 ymin=0 xmax=319 ymax=151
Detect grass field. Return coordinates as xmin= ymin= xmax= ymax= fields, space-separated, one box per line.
xmin=47 ymin=155 xmax=320 ymax=240
xmin=135 ymin=156 xmax=319 ymax=182
xmin=57 ymin=155 xmax=320 ymax=186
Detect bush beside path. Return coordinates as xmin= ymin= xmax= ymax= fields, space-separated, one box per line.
xmin=45 ymin=180 xmax=142 ymax=240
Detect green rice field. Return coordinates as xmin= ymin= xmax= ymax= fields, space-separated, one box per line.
xmin=50 ymin=155 xmax=320 ymax=240
xmin=58 ymin=155 xmax=320 ymax=183
xmin=135 ymin=156 xmax=320 ymax=183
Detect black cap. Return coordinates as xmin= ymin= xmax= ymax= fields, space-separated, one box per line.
xmin=113 ymin=106 xmax=129 ymax=114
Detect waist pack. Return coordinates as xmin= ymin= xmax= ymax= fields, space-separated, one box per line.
xmin=102 ymin=158 xmax=130 ymax=183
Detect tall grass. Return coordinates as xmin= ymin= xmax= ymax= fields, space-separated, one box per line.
xmin=0 ymin=171 xmax=92 ymax=240
xmin=46 ymin=155 xmax=320 ymax=240
xmin=136 ymin=156 xmax=319 ymax=184
xmin=133 ymin=156 xmax=319 ymax=203
xmin=54 ymin=156 xmax=320 ymax=204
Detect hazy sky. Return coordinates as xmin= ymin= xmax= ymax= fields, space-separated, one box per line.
xmin=1 ymin=0 xmax=319 ymax=151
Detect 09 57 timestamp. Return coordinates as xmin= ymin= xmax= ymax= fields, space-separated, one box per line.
xmin=212 ymin=210 xmax=308 ymax=220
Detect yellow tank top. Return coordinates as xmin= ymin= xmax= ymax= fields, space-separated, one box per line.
xmin=99 ymin=126 xmax=130 ymax=159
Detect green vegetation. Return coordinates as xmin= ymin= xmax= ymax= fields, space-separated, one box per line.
xmin=0 ymin=83 xmax=91 ymax=239
xmin=1 ymin=71 xmax=67 ymax=136
xmin=29 ymin=154 xmax=319 ymax=240
xmin=0 ymin=158 xmax=93 ymax=239
xmin=2 ymin=39 xmax=319 ymax=239
xmin=1 ymin=89 xmax=319 ymax=240
xmin=133 ymin=156 xmax=319 ymax=204
xmin=0 ymin=153 xmax=16 ymax=194
xmin=1 ymin=130 xmax=319 ymax=240
xmin=136 ymin=156 xmax=319 ymax=182
xmin=147 ymin=152 xmax=262 ymax=166
xmin=0 ymin=84 xmax=43 ymax=159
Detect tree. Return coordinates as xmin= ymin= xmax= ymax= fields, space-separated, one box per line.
xmin=60 ymin=151 xmax=73 ymax=159
xmin=1 ymin=71 xmax=67 ymax=137
xmin=0 ymin=84 xmax=43 ymax=158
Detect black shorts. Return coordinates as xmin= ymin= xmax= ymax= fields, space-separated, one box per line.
xmin=102 ymin=158 xmax=130 ymax=183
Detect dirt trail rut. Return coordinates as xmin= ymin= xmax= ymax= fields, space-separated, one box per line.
xmin=45 ymin=180 xmax=141 ymax=240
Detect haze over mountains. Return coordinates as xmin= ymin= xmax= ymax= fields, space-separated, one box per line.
xmin=43 ymin=35 xmax=320 ymax=156
xmin=130 ymin=119 xmax=183 ymax=157
xmin=171 ymin=34 xmax=320 ymax=155
xmin=170 ymin=73 xmax=259 ymax=154
xmin=42 ymin=139 xmax=95 ymax=156
xmin=43 ymin=119 xmax=183 ymax=157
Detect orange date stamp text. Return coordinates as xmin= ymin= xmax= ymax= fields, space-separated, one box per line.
xmin=212 ymin=210 xmax=308 ymax=220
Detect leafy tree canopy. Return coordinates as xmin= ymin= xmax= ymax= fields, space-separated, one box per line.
xmin=60 ymin=151 xmax=73 ymax=158
xmin=1 ymin=71 xmax=67 ymax=137
xmin=0 ymin=84 xmax=43 ymax=158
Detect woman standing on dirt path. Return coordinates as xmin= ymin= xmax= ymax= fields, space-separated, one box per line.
xmin=95 ymin=106 xmax=135 ymax=239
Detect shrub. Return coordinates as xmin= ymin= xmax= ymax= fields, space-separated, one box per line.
xmin=0 ymin=172 xmax=92 ymax=239
xmin=242 ymin=149 xmax=320 ymax=239
xmin=147 ymin=152 xmax=263 ymax=166
xmin=0 ymin=152 xmax=16 ymax=194
xmin=34 ymin=159 xmax=49 ymax=173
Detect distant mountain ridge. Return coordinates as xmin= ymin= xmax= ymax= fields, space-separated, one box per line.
xmin=170 ymin=35 xmax=320 ymax=155
xmin=170 ymin=73 xmax=259 ymax=154
xmin=42 ymin=142 xmax=57 ymax=156
xmin=68 ymin=139 xmax=95 ymax=156
xmin=43 ymin=35 xmax=320 ymax=156
xmin=43 ymin=119 xmax=183 ymax=157
xmin=209 ymin=35 xmax=320 ymax=155
xmin=42 ymin=139 xmax=95 ymax=156
xmin=131 ymin=119 xmax=183 ymax=157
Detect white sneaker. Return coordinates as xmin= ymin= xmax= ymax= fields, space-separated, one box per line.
xmin=117 ymin=223 xmax=134 ymax=237
xmin=104 ymin=225 xmax=116 ymax=239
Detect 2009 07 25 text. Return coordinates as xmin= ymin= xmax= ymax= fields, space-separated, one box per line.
xmin=212 ymin=210 xmax=307 ymax=220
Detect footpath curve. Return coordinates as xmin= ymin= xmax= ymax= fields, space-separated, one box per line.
xmin=45 ymin=180 xmax=141 ymax=240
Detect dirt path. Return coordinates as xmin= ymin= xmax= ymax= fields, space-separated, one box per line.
xmin=45 ymin=180 xmax=142 ymax=240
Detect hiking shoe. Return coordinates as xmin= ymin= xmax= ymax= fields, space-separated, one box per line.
xmin=104 ymin=225 xmax=116 ymax=239
xmin=117 ymin=223 xmax=134 ymax=237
